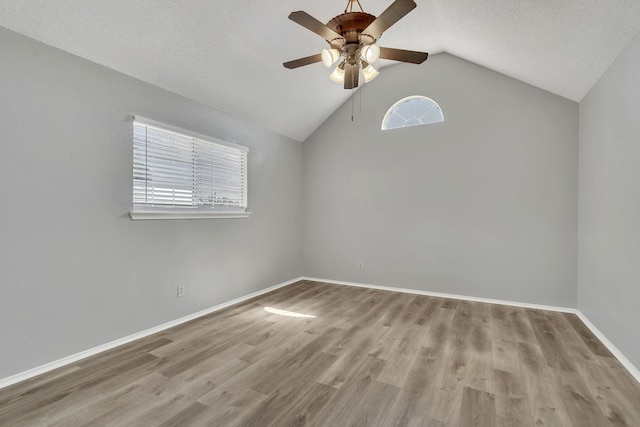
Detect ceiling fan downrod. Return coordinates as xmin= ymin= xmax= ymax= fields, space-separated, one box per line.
xmin=345 ymin=0 xmax=365 ymax=14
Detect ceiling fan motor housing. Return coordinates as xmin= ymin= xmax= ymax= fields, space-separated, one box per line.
xmin=327 ymin=12 xmax=376 ymax=44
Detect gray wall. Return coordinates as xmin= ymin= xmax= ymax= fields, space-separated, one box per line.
xmin=302 ymin=54 xmax=579 ymax=307
xmin=0 ymin=28 xmax=303 ymax=379
xmin=579 ymin=33 xmax=640 ymax=369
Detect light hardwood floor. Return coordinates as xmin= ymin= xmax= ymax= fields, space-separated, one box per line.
xmin=1 ymin=280 xmax=639 ymax=426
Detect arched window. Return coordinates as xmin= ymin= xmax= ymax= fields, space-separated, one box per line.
xmin=381 ymin=96 xmax=444 ymax=130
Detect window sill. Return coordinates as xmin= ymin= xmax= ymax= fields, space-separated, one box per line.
xmin=129 ymin=209 xmax=252 ymax=220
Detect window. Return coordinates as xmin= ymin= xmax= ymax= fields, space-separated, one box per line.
xmin=130 ymin=117 xmax=249 ymax=220
xmin=381 ymin=96 xmax=444 ymax=130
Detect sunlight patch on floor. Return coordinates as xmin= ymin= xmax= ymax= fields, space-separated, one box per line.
xmin=263 ymin=307 xmax=316 ymax=318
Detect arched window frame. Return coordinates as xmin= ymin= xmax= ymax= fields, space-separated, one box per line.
xmin=381 ymin=96 xmax=444 ymax=130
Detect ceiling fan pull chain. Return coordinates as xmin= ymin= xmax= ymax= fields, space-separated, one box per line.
xmin=351 ymin=94 xmax=355 ymax=122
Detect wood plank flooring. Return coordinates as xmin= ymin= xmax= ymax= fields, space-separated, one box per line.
xmin=1 ymin=280 xmax=639 ymax=426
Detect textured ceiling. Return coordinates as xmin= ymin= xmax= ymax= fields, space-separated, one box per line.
xmin=1 ymin=0 xmax=639 ymax=141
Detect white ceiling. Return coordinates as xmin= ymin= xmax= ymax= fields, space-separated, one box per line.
xmin=1 ymin=0 xmax=639 ymax=141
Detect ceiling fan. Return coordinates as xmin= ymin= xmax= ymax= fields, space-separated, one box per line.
xmin=283 ymin=0 xmax=428 ymax=89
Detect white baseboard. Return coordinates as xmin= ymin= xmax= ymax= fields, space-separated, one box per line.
xmin=302 ymin=276 xmax=640 ymax=384
xmin=0 ymin=276 xmax=304 ymax=390
xmin=301 ymin=276 xmax=576 ymax=313
xmin=3 ymin=275 xmax=638 ymax=390
xmin=575 ymin=311 xmax=640 ymax=384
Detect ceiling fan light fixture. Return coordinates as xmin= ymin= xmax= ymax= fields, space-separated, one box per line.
xmin=321 ymin=48 xmax=341 ymax=68
xmin=283 ymin=0 xmax=429 ymax=89
xmin=329 ymin=62 xmax=346 ymax=83
xmin=362 ymin=63 xmax=379 ymax=83
xmin=360 ymin=43 xmax=380 ymax=64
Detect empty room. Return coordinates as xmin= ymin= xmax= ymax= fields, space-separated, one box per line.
xmin=1 ymin=0 xmax=639 ymax=425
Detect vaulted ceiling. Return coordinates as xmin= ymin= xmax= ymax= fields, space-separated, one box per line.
xmin=1 ymin=0 xmax=639 ymax=141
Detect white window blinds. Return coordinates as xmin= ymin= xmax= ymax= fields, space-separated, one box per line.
xmin=132 ymin=117 xmax=248 ymax=218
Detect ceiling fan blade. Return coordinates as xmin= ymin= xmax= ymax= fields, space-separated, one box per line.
xmin=344 ymin=65 xmax=359 ymax=89
xmin=283 ymin=54 xmax=323 ymax=69
xmin=289 ymin=11 xmax=345 ymax=45
xmin=379 ymin=47 xmax=428 ymax=64
xmin=362 ymin=0 xmax=416 ymax=40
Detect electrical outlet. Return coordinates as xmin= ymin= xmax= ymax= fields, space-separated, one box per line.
xmin=358 ymin=261 xmax=364 ymax=270
xmin=177 ymin=285 xmax=185 ymax=298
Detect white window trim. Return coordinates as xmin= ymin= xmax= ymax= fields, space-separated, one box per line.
xmin=381 ymin=95 xmax=444 ymax=130
xmin=129 ymin=208 xmax=251 ymax=220
xmin=129 ymin=116 xmax=251 ymax=220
